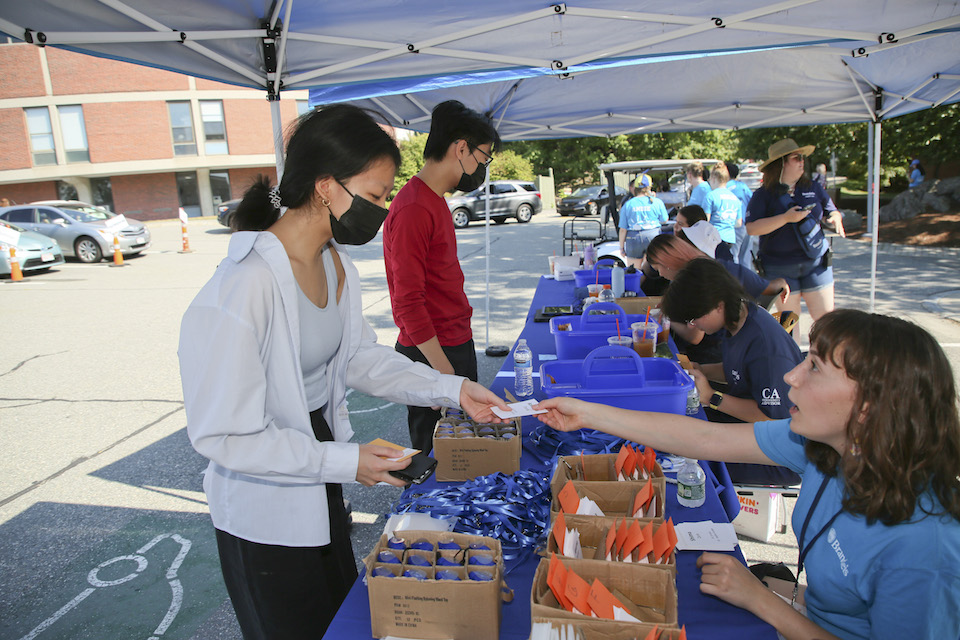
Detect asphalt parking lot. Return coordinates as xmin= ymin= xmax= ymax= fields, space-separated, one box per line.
xmin=2 ymin=210 xmax=959 ymax=638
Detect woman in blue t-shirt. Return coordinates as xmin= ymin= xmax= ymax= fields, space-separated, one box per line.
xmin=746 ymin=139 xmax=846 ymax=340
xmin=908 ymin=158 xmax=925 ymax=188
xmin=533 ymin=309 xmax=960 ymax=640
xmin=662 ymin=257 xmax=802 ymax=486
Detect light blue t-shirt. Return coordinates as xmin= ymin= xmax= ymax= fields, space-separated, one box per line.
xmin=909 ymin=168 xmax=924 ymax=188
xmin=687 ymin=181 xmax=711 ymax=208
xmin=726 ymin=179 xmax=752 ymax=221
xmin=618 ymin=195 xmax=668 ymax=231
xmin=755 ymin=419 xmax=960 ymax=640
xmin=700 ymin=186 xmax=741 ymax=244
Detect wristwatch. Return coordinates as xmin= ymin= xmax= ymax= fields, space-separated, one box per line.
xmin=708 ymin=391 xmax=724 ymax=410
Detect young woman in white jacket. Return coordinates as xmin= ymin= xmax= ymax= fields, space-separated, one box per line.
xmin=178 ymin=104 xmax=506 ymax=639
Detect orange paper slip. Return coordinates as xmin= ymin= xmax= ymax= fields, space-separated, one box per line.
xmin=367 ymin=438 xmax=418 ymax=461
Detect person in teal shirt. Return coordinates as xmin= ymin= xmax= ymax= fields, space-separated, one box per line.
xmin=725 ymin=161 xmax=755 ymax=268
xmin=700 ymin=163 xmax=741 ymax=246
xmin=534 ymin=309 xmax=960 ymax=640
xmin=685 ymin=161 xmax=711 ymax=207
xmin=618 ymin=179 xmax=667 ymax=268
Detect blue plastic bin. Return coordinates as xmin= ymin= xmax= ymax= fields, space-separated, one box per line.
xmin=540 ymin=345 xmax=693 ymax=414
xmin=549 ymin=302 xmax=658 ymax=360
xmin=574 ymin=260 xmax=641 ymax=289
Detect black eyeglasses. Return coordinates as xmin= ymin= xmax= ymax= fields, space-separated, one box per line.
xmin=472 ymin=146 xmax=494 ymax=167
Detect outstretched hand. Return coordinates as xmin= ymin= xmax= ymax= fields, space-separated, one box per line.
xmin=459 ymin=380 xmax=510 ymax=423
xmin=697 ymin=552 xmax=769 ymax=611
xmin=533 ymin=396 xmax=593 ymax=432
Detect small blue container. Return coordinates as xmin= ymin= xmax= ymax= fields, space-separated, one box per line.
xmin=377 ymin=551 xmax=401 ymax=564
xmin=438 ymin=539 xmax=461 ymax=551
xmin=436 ymin=556 xmax=461 ymax=567
xmin=540 ymin=345 xmax=693 ymax=414
xmin=573 ymin=259 xmax=641 ymax=289
xmin=387 ymin=537 xmax=406 ymax=550
xmin=372 ymin=567 xmax=396 ymax=578
xmin=468 ymin=570 xmax=494 ymax=581
xmin=403 ymin=569 xmax=428 ymax=580
xmin=468 ymin=555 xmax=496 ymax=566
xmin=406 ymin=555 xmax=431 ymax=567
xmin=436 ymin=570 xmax=461 ymax=581
xmin=468 ymin=543 xmax=491 ymax=551
xmin=410 ymin=539 xmax=435 ymax=551
xmin=550 ymin=303 xmax=653 ymax=360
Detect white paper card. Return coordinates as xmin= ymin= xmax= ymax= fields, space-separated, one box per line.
xmin=576 ymin=496 xmax=605 ymax=517
xmin=539 ymin=353 xmax=558 ymax=361
xmin=562 ymin=527 xmax=582 ymax=559
xmin=104 ymin=214 xmax=128 ymax=231
xmin=612 ymin=606 xmax=641 ymax=623
xmin=491 ymin=399 xmax=547 ymax=418
xmin=675 ymin=521 xmax=740 ymax=551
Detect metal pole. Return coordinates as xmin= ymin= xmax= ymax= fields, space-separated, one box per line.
xmin=484 ymin=176 xmax=491 ymax=348
xmin=869 ymin=121 xmax=881 ymax=313
xmin=270 ymin=99 xmax=285 ymax=181
xmin=864 ymin=124 xmax=874 ymax=237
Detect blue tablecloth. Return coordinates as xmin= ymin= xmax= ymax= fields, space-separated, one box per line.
xmin=323 ymin=276 xmax=777 ymax=640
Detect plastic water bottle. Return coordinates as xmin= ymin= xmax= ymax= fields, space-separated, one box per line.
xmin=611 ymin=265 xmax=625 ymax=298
xmin=583 ymin=243 xmax=596 ymax=269
xmin=685 ymin=381 xmax=700 ymax=416
xmin=676 ymin=458 xmax=706 ymax=508
xmin=598 ymin=284 xmax=616 ymax=304
xmin=514 ymin=339 xmax=534 ymax=397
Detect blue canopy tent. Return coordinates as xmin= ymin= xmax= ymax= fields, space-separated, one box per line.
xmin=2 ymin=0 xmax=959 ymax=321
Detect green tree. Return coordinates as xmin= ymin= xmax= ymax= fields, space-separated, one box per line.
xmin=393 ymin=132 xmax=427 ymax=197
xmin=489 ymin=149 xmax=534 ymax=181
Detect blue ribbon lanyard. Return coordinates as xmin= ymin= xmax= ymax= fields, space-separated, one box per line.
xmin=794 ymin=475 xmax=843 ymax=604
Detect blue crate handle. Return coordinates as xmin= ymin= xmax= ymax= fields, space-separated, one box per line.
xmin=594 ymin=258 xmax=617 ymax=270
xmin=578 ymin=302 xmax=627 ymax=328
xmin=580 ymin=345 xmax=646 ymax=389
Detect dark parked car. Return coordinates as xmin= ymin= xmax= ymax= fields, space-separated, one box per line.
xmin=217 ymin=198 xmax=241 ymax=228
xmin=557 ymin=185 xmax=628 ymax=217
xmin=445 ymin=180 xmax=542 ymax=229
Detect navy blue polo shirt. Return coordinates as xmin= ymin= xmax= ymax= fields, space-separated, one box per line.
xmin=718 ymin=258 xmax=769 ymax=299
xmin=746 ymin=180 xmax=837 ymax=266
xmin=720 ymin=304 xmax=802 ymax=418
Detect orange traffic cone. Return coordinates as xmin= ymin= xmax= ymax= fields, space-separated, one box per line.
xmin=110 ymin=235 xmax=125 ymax=267
xmin=179 ymin=208 xmax=193 ymax=253
xmin=8 ymin=247 xmax=23 ymax=281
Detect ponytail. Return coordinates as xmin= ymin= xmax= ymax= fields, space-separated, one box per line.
xmin=232 ymin=174 xmax=280 ymax=232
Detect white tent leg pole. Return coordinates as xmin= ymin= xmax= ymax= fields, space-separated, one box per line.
xmin=869 ymin=121 xmax=881 ymax=313
xmin=270 ymin=99 xmax=285 ymax=182
xmin=865 ymin=124 xmax=874 ymax=237
xmin=484 ymin=178 xmax=491 ymax=349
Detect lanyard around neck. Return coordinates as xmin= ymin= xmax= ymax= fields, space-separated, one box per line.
xmin=793 ymin=474 xmax=844 ymax=603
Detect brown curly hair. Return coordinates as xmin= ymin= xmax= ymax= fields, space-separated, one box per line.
xmin=805 ymin=310 xmax=960 ymax=525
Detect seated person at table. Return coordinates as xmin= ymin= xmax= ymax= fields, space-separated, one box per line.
xmin=662 ymin=258 xmax=802 ymax=486
xmin=643 ymin=233 xmax=789 ymax=367
xmin=674 ymin=204 xmax=735 ymax=261
xmin=534 ymin=309 xmax=960 ymax=640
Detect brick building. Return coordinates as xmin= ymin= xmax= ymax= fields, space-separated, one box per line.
xmin=0 ymin=42 xmax=311 ymax=220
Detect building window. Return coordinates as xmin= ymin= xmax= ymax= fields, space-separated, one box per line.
xmin=200 ymin=100 xmax=228 ymax=155
xmin=25 ymin=107 xmax=57 ymax=166
xmin=91 ymin=177 xmax=115 ymax=211
xmin=168 ymin=102 xmax=197 ymax=156
xmin=58 ymin=105 xmax=90 ymax=163
xmin=210 ymin=170 xmax=232 ymax=206
xmin=176 ymin=171 xmax=201 ymax=218
xmin=56 ymin=180 xmax=79 ymax=201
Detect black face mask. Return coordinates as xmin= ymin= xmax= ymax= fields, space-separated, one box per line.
xmin=329 ymin=183 xmax=389 ymax=246
xmin=456 ymin=158 xmax=487 ymax=192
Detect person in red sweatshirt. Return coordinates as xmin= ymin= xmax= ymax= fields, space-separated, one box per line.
xmin=383 ymin=100 xmax=501 ymax=453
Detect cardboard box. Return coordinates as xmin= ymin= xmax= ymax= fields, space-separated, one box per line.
xmin=432 ymin=413 xmax=521 ymax=482
xmin=549 ymin=478 xmax=667 ymax=522
xmin=553 ymin=453 xmax=664 ymax=484
xmin=364 ymin=530 xmax=506 ymax=640
xmin=615 ymin=296 xmax=663 ymax=316
xmin=545 ymin=514 xmax=676 ymax=573
xmin=532 ymin=616 xmax=685 ymax=639
xmin=531 ymin=556 xmax=678 ymax=629
xmin=732 ymin=488 xmax=782 ymax=542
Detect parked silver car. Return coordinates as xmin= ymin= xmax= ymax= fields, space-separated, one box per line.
xmin=445 ymin=180 xmax=543 ymax=229
xmin=0 ymin=219 xmax=65 ymax=276
xmin=0 ymin=201 xmax=151 ymax=263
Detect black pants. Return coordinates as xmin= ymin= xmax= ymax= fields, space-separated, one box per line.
xmin=215 ymin=409 xmax=357 ymax=640
xmin=395 ymin=338 xmax=478 ymax=454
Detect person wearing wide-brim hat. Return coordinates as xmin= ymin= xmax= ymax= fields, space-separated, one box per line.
xmin=745 ymin=138 xmax=845 ymax=341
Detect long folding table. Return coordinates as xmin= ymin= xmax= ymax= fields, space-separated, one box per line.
xmin=324 ymin=275 xmax=777 ymax=640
